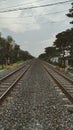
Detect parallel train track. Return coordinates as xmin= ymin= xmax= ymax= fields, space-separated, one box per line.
xmin=0 ymin=63 xmax=31 ymax=104
xmin=42 ymin=62 xmax=73 ymax=104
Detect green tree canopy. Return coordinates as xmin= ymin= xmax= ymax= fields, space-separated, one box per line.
xmin=45 ymin=46 xmax=58 ymax=57
xmin=67 ymin=2 xmax=73 ymax=24
xmin=0 ymin=34 xmax=34 ymax=65
xmin=54 ymin=28 xmax=73 ymax=56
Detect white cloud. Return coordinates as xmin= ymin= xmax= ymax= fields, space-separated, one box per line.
xmin=0 ymin=0 xmax=41 ymax=32
xmin=0 ymin=12 xmax=40 ymax=32
xmin=0 ymin=0 xmax=71 ymax=33
xmin=0 ymin=0 xmax=72 ymax=56
xmin=20 ymin=34 xmax=56 ymax=57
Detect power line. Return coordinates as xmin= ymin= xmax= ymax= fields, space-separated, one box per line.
xmin=0 ymin=10 xmax=68 ymax=18
xmin=1 ymin=0 xmax=65 ymax=10
xmin=0 ymin=0 xmax=72 ymax=13
xmin=0 ymin=0 xmax=71 ymax=10
xmin=0 ymin=19 xmax=66 ymax=25
xmin=0 ymin=0 xmax=43 ymax=10
xmin=0 ymin=0 xmax=7 ymax=2
xmin=0 ymin=10 xmax=69 ymax=24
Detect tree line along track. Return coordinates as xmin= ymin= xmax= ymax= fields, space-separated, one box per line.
xmin=42 ymin=62 xmax=73 ymax=104
xmin=0 ymin=63 xmax=32 ymax=104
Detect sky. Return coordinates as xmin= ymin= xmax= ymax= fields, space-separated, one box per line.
xmin=0 ymin=0 xmax=73 ymax=57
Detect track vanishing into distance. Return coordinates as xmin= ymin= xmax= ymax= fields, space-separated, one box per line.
xmin=42 ymin=61 xmax=73 ymax=104
xmin=1 ymin=59 xmax=73 ymax=129
xmin=0 ymin=63 xmax=32 ymax=104
xmin=1 ymin=59 xmax=73 ymax=105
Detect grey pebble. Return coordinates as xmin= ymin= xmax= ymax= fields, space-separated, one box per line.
xmin=0 ymin=60 xmax=73 ymax=130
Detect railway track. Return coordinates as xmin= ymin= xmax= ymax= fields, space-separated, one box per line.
xmin=42 ymin=62 xmax=73 ymax=104
xmin=0 ymin=63 xmax=32 ymax=104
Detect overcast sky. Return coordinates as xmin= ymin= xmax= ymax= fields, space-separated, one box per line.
xmin=0 ymin=0 xmax=73 ymax=57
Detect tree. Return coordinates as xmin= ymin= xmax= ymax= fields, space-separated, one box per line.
xmin=7 ymin=36 xmax=13 ymax=43
xmin=12 ymin=44 xmax=20 ymax=63
xmin=0 ymin=34 xmax=34 ymax=66
xmin=39 ymin=53 xmax=47 ymax=60
xmin=67 ymin=2 xmax=73 ymax=24
xmin=0 ymin=32 xmax=1 ymax=38
xmin=45 ymin=46 xmax=58 ymax=57
xmin=6 ymin=36 xmax=14 ymax=65
xmin=0 ymin=36 xmax=10 ymax=66
xmin=39 ymin=46 xmax=59 ymax=62
xmin=19 ymin=50 xmax=34 ymax=61
xmin=54 ymin=28 xmax=73 ymax=57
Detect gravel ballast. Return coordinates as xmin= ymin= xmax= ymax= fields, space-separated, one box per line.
xmin=0 ymin=60 xmax=73 ymax=130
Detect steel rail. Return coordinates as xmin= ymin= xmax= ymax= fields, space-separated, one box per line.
xmin=0 ymin=63 xmax=26 ymax=82
xmin=52 ymin=68 xmax=73 ymax=84
xmin=0 ymin=64 xmax=31 ymax=104
xmin=43 ymin=61 xmax=73 ymax=84
xmin=43 ymin=64 xmax=73 ymax=103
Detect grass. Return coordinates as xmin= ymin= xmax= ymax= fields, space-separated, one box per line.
xmin=0 ymin=60 xmax=24 ymax=70
xmin=16 ymin=60 xmax=24 ymax=64
xmin=0 ymin=65 xmax=6 ymax=70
